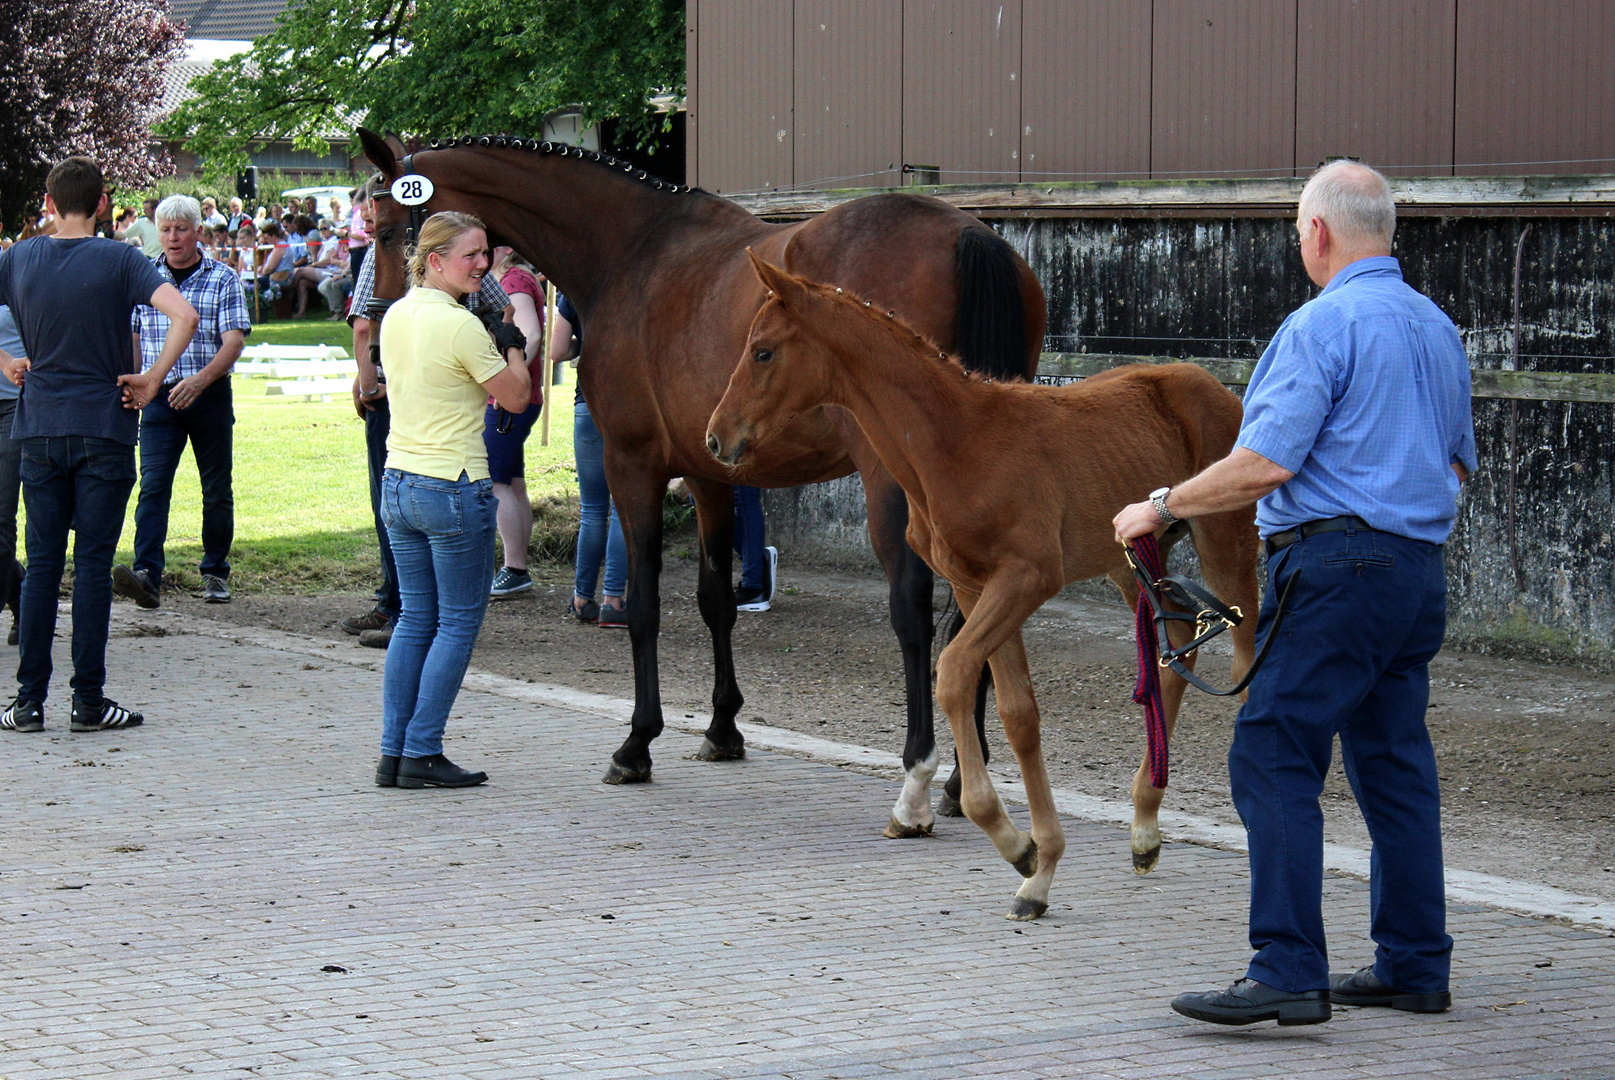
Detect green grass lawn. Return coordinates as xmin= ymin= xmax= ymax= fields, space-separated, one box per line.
xmin=105 ymin=317 xmax=585 ymax=596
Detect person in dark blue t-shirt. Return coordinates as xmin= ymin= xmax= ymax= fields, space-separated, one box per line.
xmin=0 ymin=156 xmax=199 ymax=734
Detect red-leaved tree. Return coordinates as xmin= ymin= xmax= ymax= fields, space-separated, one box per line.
xmin=0 ymin=0 xmax=185 ymax=234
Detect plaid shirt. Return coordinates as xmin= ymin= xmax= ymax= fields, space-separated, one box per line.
xmin=132 ymin=254 xmax=252 ymax=381
xmin=349 ymin=245 xmax=510 ymax=325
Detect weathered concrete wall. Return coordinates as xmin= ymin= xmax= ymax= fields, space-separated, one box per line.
xmin=762 ymin=213 xmax=1615 ymax=662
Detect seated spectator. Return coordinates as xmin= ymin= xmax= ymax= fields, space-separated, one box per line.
xmin=291 ymin=223 xmax=348 ymax=317
xmin=200 ymin=197 xmax=226 ymax=229
xmin=253 ymin=221 xmax=292 ymax=301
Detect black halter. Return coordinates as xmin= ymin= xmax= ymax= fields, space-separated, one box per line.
xmin=1125 ymin=545 xmax=1297 ymax=697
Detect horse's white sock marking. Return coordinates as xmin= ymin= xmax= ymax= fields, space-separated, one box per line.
xmin=891 ymin=747 xmax=940 ymax=829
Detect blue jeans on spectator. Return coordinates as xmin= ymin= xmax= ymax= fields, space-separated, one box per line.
xmin=366 ymin=397 xmax=399 ymax=619
xmin=379 ymin=468 xmax=496 ymax=759
xmin=573 ymin=401 xmax=626 ymax=601
xmin=733 ymin=485 xmax=766 ymax=592
xmin=1231 ymin=526 xmax=1452 ymax=996
xmin=0 ymin=397 xmax=23 ymax=604
xmin=16 ymin=437 xmax=137 ymax=704
xmin=133 ymin=378 xmax=234 ymax=583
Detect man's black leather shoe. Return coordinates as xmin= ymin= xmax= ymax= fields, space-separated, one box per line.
xmin=1172 ymin=978 xmax=1331 ymax=1026
xmin=397 ymin=753 xmax=487 ymax=789
xmin=375 ymin=755 xmax=400 ymax=787
xmin=1329 ymin=966 xmax=1450 ymax=1013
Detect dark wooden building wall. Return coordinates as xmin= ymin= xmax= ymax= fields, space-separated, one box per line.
xmin=687 ymin=0 xmax=1615 ymax=192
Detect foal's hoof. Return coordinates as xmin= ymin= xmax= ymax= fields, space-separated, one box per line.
xmin=602 ymin=760 xmax=652 ymax=785
xmin=882 ymin=815 xmax=934 ymax=840
xmin=1006 ymin=897 xmax=1048 ymax=922
xmin=693 ymin=738 xmax=745 ymax=762
xmin=1132 ymin=845 xmax=1161 ymax=875
xmin=936 ymin=793 xmax=965 ymax=818
xmin=1010 ymin=839 xmax=1039 ymax=879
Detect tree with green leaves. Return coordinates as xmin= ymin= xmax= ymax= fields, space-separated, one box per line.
xmin=158 ymin=0 xmax=685 ymax=182
xmin=0 ymin=0 xmax=185 ymax=233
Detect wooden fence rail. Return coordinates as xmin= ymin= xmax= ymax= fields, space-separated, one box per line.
xmin=1039 ymin=353 xmax=1615 ymax=404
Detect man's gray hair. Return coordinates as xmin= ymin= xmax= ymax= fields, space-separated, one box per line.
xmin=1298 ymin=160 xmax=1396 ymax=248
xmin=155 ymin=194 xmax=202 ymax=227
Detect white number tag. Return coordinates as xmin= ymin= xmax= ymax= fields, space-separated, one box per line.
xmin=392 ymin=174 xmax=434 ymax=206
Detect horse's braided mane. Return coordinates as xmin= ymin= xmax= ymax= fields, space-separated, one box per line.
xmin=795 ymin=279 xmax=1000 ymax=386
xmin=425 ymin=134 xmax=700 ymax=195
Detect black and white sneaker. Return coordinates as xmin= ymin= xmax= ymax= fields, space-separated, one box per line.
xmin=70 ymin=698 xmax=144 ymax=732
xmin=0 ymin=697 xmax=43 ymax=733
xmin=736 ymin=545 xmax=778 ymax=612
xmin=490 ymin=567 xmax=533 ymax=598
xmin=112 ymin=565 xmax=160 ymax=609
xmin=200 ymin=574 xmax=231 ymax=603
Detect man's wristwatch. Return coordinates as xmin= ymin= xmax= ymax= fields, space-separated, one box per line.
xmin=360 ymin=386 xmax=382 ymax=398
xmin=1149 ymin=486 xmax=1178 ymax=524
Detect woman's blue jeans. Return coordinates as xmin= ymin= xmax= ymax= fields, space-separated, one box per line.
xmin=379 ymin=468 xmax=496 ymax=759
xmin=573 ymin=402 xmax=626 ymax=600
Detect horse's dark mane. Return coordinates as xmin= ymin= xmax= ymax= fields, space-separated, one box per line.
xmin=423 ymin=134 xmax=700 ymax=195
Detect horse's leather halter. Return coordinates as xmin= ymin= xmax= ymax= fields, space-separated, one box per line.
xmin=368 ymin=153 xmax=514 ymax=434
xmin=1125 ymin=543 xmax=1297 ymax=697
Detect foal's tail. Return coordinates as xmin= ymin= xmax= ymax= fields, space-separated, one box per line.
xmin=954 ymin=227 xmax=1031 ymax=382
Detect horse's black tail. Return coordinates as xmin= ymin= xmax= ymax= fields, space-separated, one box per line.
xmin=954 ymin=226 xmax=1030 ymax=382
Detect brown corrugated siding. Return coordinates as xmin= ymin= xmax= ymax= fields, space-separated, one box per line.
xmin=692 ymin=0 xmax=795 ymax=193
xmin=1151 ymin=0 xmax=1297 ymax=178
xmin=1020 ymin=0 xmax=1152 ymax=181
xmin=1296 ymin=0 xmax=1455 ymax=178
xmin=1455 ymin=0 xmax=1615 ymax=176
xmin=901 ymin=0 xmax=1022 ymax=184
xmin=794 ymin=0 xmax=903 ymax=189
xmin=688 ymin=1 xmax=1615 ymax=191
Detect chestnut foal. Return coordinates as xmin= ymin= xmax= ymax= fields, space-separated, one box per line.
xmin=708 ymin=255 xmax=1259 ymax=919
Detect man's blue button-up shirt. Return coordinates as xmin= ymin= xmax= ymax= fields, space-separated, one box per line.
xmin=1235 ymin=256 xmax=1477 ymax=544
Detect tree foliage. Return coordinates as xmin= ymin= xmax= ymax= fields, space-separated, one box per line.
xmin=158 ymin=0 xmax=686 ymax=181
xmin=0 ymin=0 xmax=185 ymax=231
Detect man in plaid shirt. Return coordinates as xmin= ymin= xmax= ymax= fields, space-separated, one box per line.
xmin=339 ymin=213 xmax=510 ymax=647
xmin=114 ymin=195 xmax=250 ymax=609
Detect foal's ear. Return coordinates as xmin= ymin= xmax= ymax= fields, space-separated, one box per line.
xmin=746 ymin=248 xmax=808 ymax=308
xmin=358 ymin=128 xmax=401 ymax=178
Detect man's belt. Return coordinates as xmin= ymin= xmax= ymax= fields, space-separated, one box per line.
xmin=1264 ymin=515 xmax=1372 ymax=557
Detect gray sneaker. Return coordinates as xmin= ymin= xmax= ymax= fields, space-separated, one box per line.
xmin=200 ymin=574 xmax=231 ymax=603
xmin=112 ymin=565 xmax=160 ymax=609
xmin=359 ymin=625 xmax=392 ymax=649
xmin=490 ymin=566 xmax=533 ymax=598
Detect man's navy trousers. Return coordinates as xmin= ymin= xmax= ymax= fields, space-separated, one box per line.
xmin=1231 ymin=522 xmax=1454 ymax=996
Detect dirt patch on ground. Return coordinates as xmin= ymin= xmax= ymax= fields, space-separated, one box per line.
xmin=175 ymin=553 xmax=1615 ymax=902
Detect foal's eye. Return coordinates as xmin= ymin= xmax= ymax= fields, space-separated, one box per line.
xmin=753 ymin=348 xmax=773 ymax=363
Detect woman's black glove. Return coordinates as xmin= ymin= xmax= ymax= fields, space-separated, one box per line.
xmin=488 ymin=317 xmax=527 ymax=358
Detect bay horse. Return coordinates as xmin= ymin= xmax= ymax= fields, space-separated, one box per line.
xmin=356 ymin=129 xmax=1046 ymax=837
xmin=707 ymin=254 xmax=1259 ymax=918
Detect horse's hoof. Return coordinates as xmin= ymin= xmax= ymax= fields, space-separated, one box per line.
xmin=693 ymin=738 xmax=745 ymax=762
xmin=1132 ymin=845 xmax=1161 ymax=875
xmin=936 ymin=793 xmax=965 ymax=818
xmin=1010 ymin=839 xmax=1039 ymax=879
xmin=1006 ymin=897 xmax=1047 ymax=921
xmin=602 ymin=760 xmax=652 ymax=785
xmin=882 ymin=815 xmax=934 ymax=840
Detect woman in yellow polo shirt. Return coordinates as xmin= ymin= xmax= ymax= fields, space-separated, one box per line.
xmin=374 ymin=212 xmax=531 ymax=790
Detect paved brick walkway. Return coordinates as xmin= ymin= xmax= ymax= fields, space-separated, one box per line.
xmin=1 ymin=608 xmax=1612 ymax=1079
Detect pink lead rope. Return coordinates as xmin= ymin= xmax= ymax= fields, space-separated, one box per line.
xmin=1129 ymin=535 xmax=1170 ymax=790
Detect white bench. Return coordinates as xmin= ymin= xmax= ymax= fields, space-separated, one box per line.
xmin=235 ymin=344 xmax=357 ymax=380
xmin=265 ymin=379 xmax=351 ymax=402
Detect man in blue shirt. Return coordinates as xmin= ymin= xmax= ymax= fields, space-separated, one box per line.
xmin=0 ymin=157 xmax=198 ymax=733
xmin=1116 ymin=161 xmax=1476 ymax=1027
